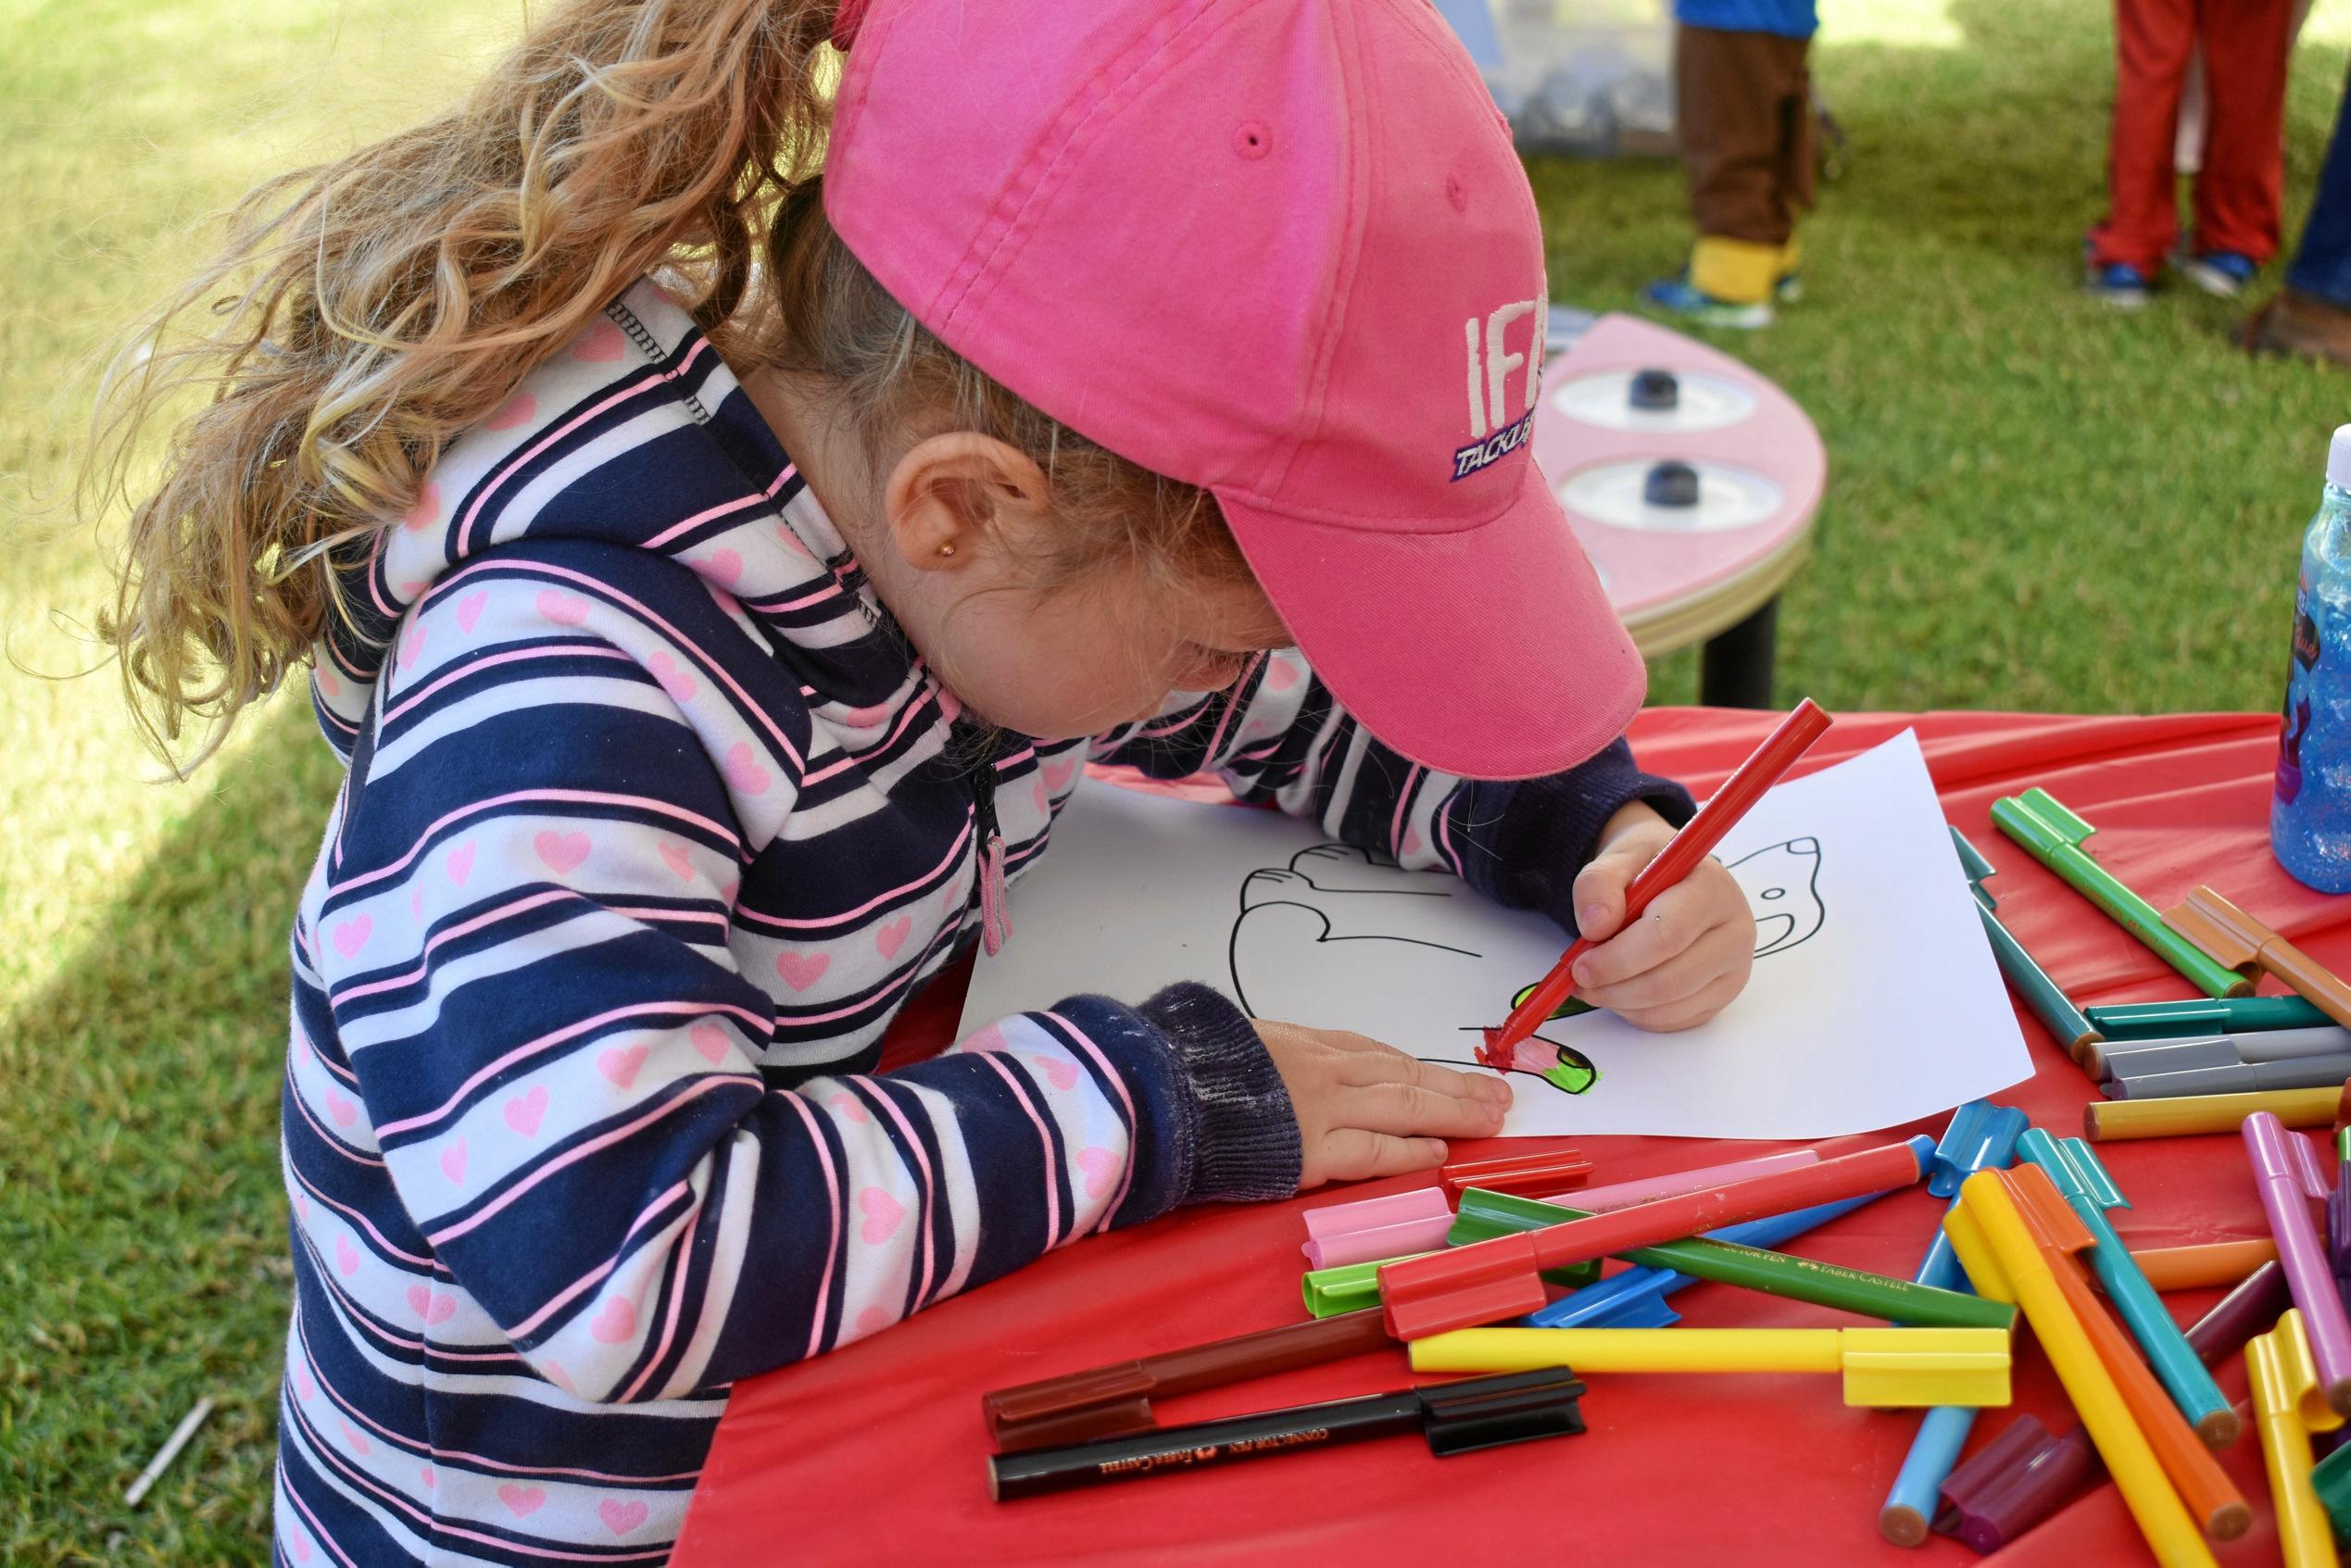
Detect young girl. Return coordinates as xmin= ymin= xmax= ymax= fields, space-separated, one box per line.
xmin=91 ymin=0 xmax=1757 ymax=1561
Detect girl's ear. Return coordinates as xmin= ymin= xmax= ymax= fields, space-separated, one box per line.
xmin=882 ymin=433 xmax=1052 ymax=571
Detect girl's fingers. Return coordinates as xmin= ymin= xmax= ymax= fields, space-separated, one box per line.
xmin=1572 ymin=879 xmax=1716 ymax=988
xmin=1566 ymin=836 xmax=1654 ymax=942
xmin=1339 ymin=1073 xmax=1509 ymax=1139
xmin=1316 ymin=1128 xmax=1451 ymax=1184
xmin=1578 ymin=917 xmax=1752 ymax=1013
xmin=1335 ymin=1037 xmax=1513 ymax=1108
xmin=1615 ymin=970 xmax=1751 ymax=1034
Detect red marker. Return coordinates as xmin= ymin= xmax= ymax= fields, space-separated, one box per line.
xmin=1377 ymin=1134 xmax=1935 ymax=1340
xmin=1478 ymin=697 xmax=1833 ymax=1069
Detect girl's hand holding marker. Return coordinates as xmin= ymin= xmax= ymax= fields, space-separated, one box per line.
xmin=1570 ymin=801 xmax=1761 ymax=1033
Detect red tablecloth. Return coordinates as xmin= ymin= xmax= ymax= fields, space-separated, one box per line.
xmin=675 ymin=708 xmax=2335 ymax=1567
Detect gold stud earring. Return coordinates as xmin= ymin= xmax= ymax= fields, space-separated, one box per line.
xmin=936 ymin=542 xmax=957 ymax=558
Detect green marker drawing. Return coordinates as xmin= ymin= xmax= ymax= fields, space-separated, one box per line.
xmin=1504 ymin=1035 xmax=1599 ymax=1095
xmin=1511 ymin=982 xmax=1595 ymax=1024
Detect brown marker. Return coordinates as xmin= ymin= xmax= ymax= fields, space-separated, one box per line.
xmin=983 ymin=1309 xmax=1397 ymax=1453
xmin=2165 ymin=885 xmax=2351 ymax=1031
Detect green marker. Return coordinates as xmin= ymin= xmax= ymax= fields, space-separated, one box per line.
xmin=2085 ymin=995 xmax=2333 ymax=1040
xmin=2014 ymin=1130 xmax=2236 ymax=1444
xmin=1950 ymin=827 xmax=2099 ymax=1060
xmin=2315 ymin=1440 xmax=2351 ymax=1543
xmin=1448 ymin=1188 xmax=2017 ymax=1332
xmin=1301 ymin=1250 xmax=1601 ymax=1319
xmin=1989 ymin=789 xmax=2251 ymax=1000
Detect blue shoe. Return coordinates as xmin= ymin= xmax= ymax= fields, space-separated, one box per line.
xmin=2180 ymin=250 xmax=2257 ymax=298
xmin=1774 ymin=270 xmax=1804 ymax=306
xmin=2085 ymin=261 xmax=2153 ymax=309
xmin=1640 ymin=273 xmax=1773 ymax=329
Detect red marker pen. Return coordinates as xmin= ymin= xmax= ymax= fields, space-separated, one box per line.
xmin=1479 ymin=697 xmax=1833 ymax=1067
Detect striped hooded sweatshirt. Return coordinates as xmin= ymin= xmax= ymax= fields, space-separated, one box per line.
xmin=272 ymin=280 xmax=1693 ymax=1565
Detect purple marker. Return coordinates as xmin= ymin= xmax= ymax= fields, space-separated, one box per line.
xmin=2331 ymin=1127 xmax=2351 ymax=1308
xmin=2244 ymin=1110 xmax=2351 ymax=1417
xmin=1935 ymin=1262 xmax=2293 ymax=1549
xmin=1933 ymin=1414 xmax=2101 ymax=1553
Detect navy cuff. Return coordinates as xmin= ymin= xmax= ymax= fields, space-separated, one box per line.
xmin=1135 ymin=982 xmax=1301 ymax=1205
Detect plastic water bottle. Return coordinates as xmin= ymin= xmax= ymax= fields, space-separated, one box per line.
xmin=2271 ymin=424 xmax=2351 ymax=891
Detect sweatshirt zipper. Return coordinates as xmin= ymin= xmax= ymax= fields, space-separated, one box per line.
xmin=967 ymin=734 xmax=1012 ymax=956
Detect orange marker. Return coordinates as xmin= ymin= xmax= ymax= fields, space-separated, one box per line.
xmin=2004 ymin=1166 xmax=2251 ymax=1538
xmin=1479 ymin=698 xmax=1832 ymax=1067
xmin=2128 ymin=1238 xmax=2279 ymax=1293
xmin=2166 ymin=886 xmax=2351 ymax=1033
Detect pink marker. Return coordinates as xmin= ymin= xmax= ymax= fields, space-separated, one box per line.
xmin=1566 ymin=1148 xmax=1821 ymax=1212
xmin=1301 ymin=1187 xmax=1455 ymax=1271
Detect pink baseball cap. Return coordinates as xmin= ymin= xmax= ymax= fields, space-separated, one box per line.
xmin=823 ymin=0 xmax=1646 ymax=779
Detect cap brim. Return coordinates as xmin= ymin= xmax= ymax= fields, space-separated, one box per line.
xmin=1217 ymin=464 xmax=1647 ymax=780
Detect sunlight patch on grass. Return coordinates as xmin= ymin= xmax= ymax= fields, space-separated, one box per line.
xmin=1819 ymin=0 xmax=1966 ymax=51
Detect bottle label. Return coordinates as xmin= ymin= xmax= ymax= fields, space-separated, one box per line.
xmin=2280 ymin=571 xmax=2320 ymax=806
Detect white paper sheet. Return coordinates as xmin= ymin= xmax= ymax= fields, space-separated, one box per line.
xmin=960 ymin=730 xmax=2031 ymax=1139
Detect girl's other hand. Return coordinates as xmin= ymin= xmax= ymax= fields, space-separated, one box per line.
xmin=1566 ymin=801 xmax=1757 ymax=1032
xmin=1254 ymin=1021 xmax=1511 ymax=1189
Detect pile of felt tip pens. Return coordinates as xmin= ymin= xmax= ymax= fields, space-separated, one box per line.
xmin=974 ymin=728 xmax=2351 ymax=1566
xmin=978 ymin=1101 xmax=2351 ymax=1566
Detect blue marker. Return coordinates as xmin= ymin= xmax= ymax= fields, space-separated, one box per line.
xmin=1520 ymin=1194 xmax=1886 ymax=1330
xmin=1879 ymin=1099 xmax=2029 ymax=1546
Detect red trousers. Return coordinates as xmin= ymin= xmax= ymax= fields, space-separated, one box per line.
xmin=2089 ymin=0 xmax=2293 ymax=270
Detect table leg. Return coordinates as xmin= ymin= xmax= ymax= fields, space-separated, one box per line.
xmin=1698 ymin=597 xmax=1779 ymax=709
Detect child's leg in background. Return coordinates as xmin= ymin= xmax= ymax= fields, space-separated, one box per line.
xmin=1774 ymin=66 xmax=1817 ymax=293
xmin=2188 ymin=0 xmax=2293 ymax=264
xmin=2247 ymin=59 xmax=2351 ymax=363
xmin=2089 ymin=0 xmax=2196 ymax=271
xmin=1678 ymin=24 xmax=1815 ymax=305
xmin=2285 ymin=61 xmax=2351 ymax=309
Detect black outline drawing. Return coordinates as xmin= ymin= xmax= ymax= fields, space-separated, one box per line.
xmin=1227 ymin=835 xmax=1828 ymax=1099
xmin=1732 ymin=835 xmax=1826 ymax=958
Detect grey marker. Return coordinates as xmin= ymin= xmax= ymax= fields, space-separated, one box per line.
xmin=2088 ymin=1024 xmax=2351 ymax=1082
xmin=2106 ymin=1050 xmax=2351 ymax=1100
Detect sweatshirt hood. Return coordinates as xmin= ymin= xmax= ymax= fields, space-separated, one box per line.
xmin=311 ymin=280 xmax=931 ymax=750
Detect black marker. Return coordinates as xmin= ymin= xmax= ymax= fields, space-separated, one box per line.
xmin=987 ymin=1367 xmax=1585 ymax=1500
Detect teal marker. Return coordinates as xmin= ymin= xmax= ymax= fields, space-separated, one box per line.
xmin=2085 ymin=995 xmax=2333 ymax=1040
xmin=2014 ymin=1129 xmax=2237 ymax=1445
xmin=1989 ymin=789 xmax=2251 ymax=1000
xmin=1950 ymin=828 xmax=2099 ymax=1060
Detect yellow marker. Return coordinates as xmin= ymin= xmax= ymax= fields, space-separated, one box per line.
xmin=1404 ymin=1325 xmax=2010 ymax=1408
xmin=2083 ymin=1085 xmax=2341 ymax=1142
xmin=1945 ymin=1171 xmax=2215 ymax=1568
xmin=2249 ymin=1310 xmax=2345 ymax=1568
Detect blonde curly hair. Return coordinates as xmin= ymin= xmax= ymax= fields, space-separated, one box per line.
xmin=82 ymin=0 xmax=1241 ymax=771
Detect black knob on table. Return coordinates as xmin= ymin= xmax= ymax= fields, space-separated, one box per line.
xmin=1628 ymin=367 xmax=1679 ymax=410
xmin=1643 ymin=460 xmax=1701 ymax=508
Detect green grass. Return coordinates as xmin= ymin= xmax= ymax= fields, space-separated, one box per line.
xmin=2 ymin=0 xmax=2348 ymax=1561
xmin=0 ymin=5 xmax=510 ymax=1562
xmin=1544 ymin=1 xmax=2351 ymax=711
